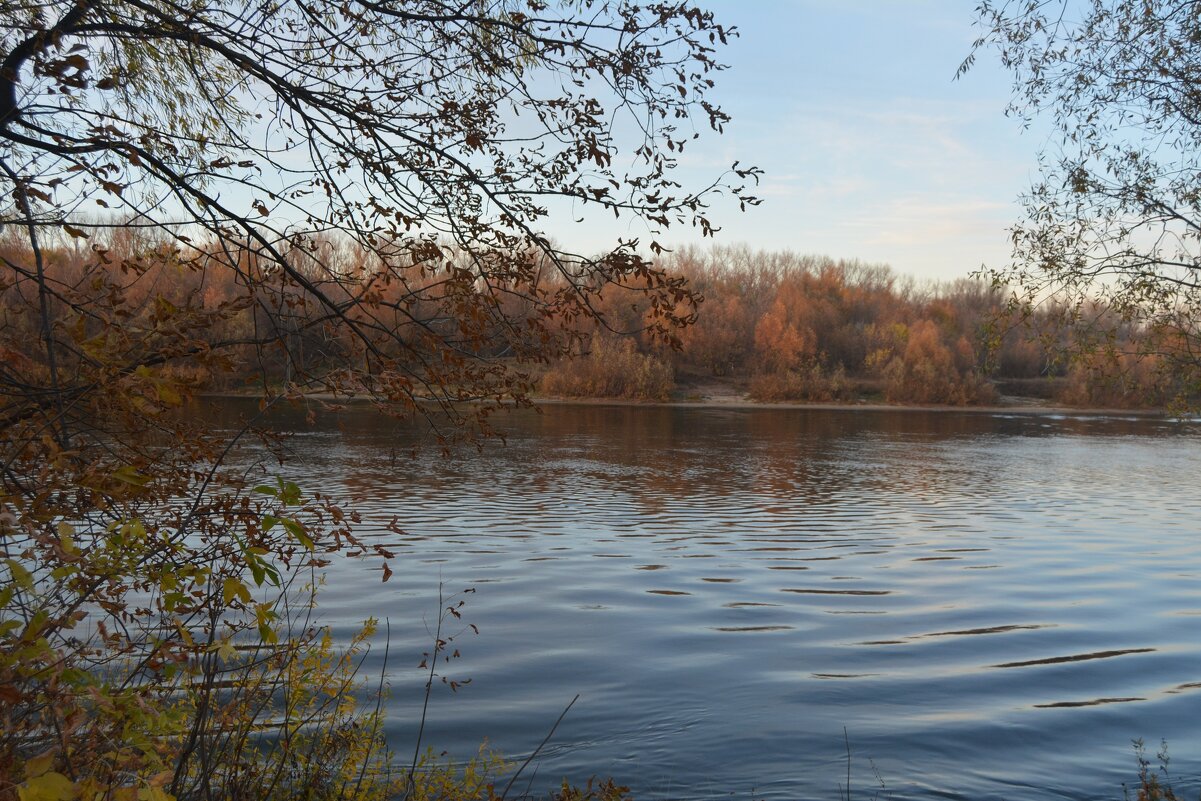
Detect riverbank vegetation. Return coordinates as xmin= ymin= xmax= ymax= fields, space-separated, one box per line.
xmin=540 ymin=245 xmax=1201 ymax=408
xmin=5 ymin=223 xmax=1189 ymax=409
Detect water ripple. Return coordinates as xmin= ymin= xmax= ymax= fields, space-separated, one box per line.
xmin=223 ymin=401 xmax=1201 ymax=801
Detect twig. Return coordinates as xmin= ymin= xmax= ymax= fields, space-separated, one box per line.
xmin=500 ymin=694 xmax=580 ymax=801
xmin=842 ymin=727 xmax=852 ymax=801
xmin=407 ymin=583 xmax=446 ymax=800
xmin=352 ymin=617 xmax=391 ymax=799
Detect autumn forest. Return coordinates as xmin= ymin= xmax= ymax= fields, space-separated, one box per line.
xmin=3 ymin=226 xmax=1192 ymax=417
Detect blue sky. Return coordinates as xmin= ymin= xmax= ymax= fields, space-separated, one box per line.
xmin=548 ymin=2 xmax=1052 ymax=283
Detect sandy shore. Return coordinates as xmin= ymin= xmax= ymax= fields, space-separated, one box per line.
xmin=532 ymin=396 xmax=1172 ymax=416
xmin=202 ymin=389 xmax=1174 ymax=417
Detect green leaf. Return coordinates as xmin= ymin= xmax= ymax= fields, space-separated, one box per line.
xmin=247 ymin=558 xmax=266 ymax=587
xmin=261 ymin=561 xmax=281 ymax=587
xmin=258 ymin=622 xmax=276 ymax=644
xmin=58 ymin=668 xmax=91 ymax=687
xmin=277 ymin=478 xmax=302 ymax=505
xmin=22 ymin=609 xmax=49 ymax=640
xmin=254 ymin=601 xmax=279 ymax=642
xmin=281 ymin=518 xmax=314 ymax=550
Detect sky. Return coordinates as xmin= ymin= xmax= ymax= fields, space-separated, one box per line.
xmin=545 ymin=1 xmax=1054 ymax=284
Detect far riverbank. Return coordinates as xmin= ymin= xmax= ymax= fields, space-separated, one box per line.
xmin=535 ymin=394 xmax=1175 ymax=417
xmin=202 ymin=384 xmax=1179 ymax=418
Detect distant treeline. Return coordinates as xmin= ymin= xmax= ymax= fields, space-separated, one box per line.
xmin=0 ymin=229 xmax=1190 ymax=409
xmin=543 ymin=245 xmax=1196 ymax=407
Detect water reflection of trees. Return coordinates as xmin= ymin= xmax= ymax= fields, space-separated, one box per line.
xmin=205 ymin=401 xmax=1196 ymax=551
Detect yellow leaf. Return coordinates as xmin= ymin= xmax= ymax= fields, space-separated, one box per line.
xmin=215 ymin=637 xmax=236 ymax=661
xmin=17 ymin=771 xmax=77 ymax=801
xmin=5 ymin=559 xmax=34 ymax=592
xmin=137 ymin=786 xmax=174 ymax=801
xmin=56 ymin=526 xmax=77 ymax=555
xmin=175 ymin=623 xmax=195 ymax=647
xmin=146 ymin=770 xmax=174 ymax=788
xmin=23 ymin=750 xmax=56 ymax=779
xmin=222 ymin=577 xmax=251 ymax=605
xmin=155 ymin=381 xmax=182 ymax=406
xmin=111 ymin=467 xmax=150 ymax=487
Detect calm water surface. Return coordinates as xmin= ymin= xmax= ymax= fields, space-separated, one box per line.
xmin=224 ymin=402 xmax=1201 ymax=800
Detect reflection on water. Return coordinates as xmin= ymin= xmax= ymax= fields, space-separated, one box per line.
xmin=210 ymin=401 xmax=1201 ymax=801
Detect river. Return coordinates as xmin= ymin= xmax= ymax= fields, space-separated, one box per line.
xmin=218 ymin=401 xmax=1201 ymax=800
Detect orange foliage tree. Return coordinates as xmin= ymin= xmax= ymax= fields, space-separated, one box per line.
xmin=874 ymin=318 xmax=996 ymax=405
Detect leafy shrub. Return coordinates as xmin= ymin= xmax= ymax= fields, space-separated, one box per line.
xmin=1056 ymin=351 xmax=1185 ymax=409
xmin=541 ymin=338 xmax=675 ymax=401
xmin=747 ymin=363 xmax=851 ymax=402
xmin=1129 ymin=740 xmax=1194 ymax=801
